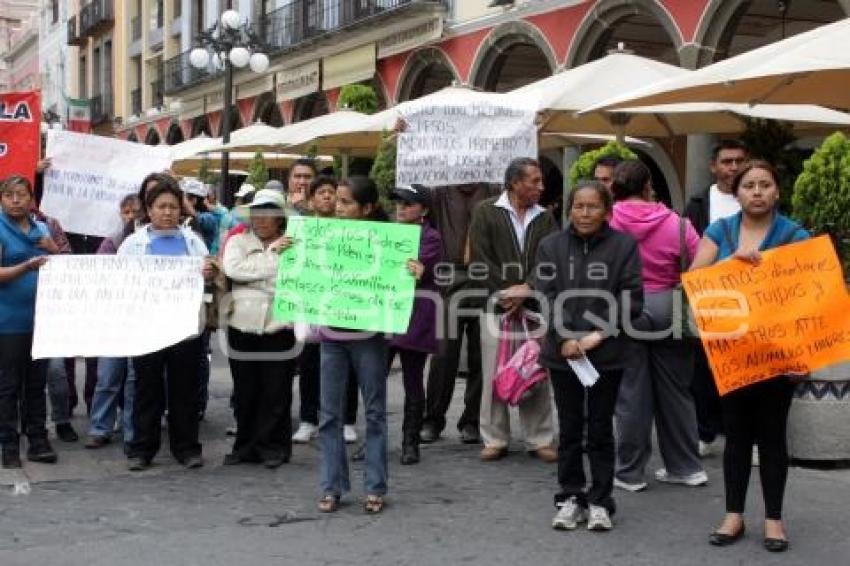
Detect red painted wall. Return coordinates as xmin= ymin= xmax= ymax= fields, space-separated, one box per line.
xmin=526 ymin=1 xmax=594 ymax=65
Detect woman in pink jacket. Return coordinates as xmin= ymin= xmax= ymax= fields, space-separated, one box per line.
xmin=608 ymin=160 xmax=707 ymax=493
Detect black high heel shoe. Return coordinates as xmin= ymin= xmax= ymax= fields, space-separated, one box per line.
xmin=709 ymin=524 xmax=746 ymax=546
xmin=764 ymin=537 xmax=789 ymax=553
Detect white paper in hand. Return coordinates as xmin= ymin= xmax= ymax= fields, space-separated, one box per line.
xmin=567 ymin=353 xmax=600 ymax=388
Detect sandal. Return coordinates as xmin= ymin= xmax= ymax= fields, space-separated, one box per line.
xmin=318 ymin=494 xmax=339 ymax=513
xmin=364 ymin=495 xmax=384 ymax=514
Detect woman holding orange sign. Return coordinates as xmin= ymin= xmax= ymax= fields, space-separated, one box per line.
xmin=690 ymin=160 xmax=809 ymax=553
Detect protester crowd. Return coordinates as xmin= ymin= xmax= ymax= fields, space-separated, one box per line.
xmin=0 ymin=141 xmax=817 ymax=552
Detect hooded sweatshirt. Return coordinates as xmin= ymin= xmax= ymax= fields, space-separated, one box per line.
xmin=609 ymin=201 xmax=700 ymax=293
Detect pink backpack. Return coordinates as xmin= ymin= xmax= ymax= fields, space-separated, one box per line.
xmin=493 ymin=312 xmax=549 ymax=406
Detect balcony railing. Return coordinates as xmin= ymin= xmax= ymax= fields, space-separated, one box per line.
xmin=131 ymin=16 xmax=141 ymax=41
xmin=151 ymin=80 xmax=164 ymax=108
xmin=165 ymin=0 xmax=444 ymax=95
xmin=67 ymin=16 xmax=85 ymax=46
xmin=80 ymin=0 xmax=114 ymax=37
xmin=259 ymin=0 xmax=444 ymax=52
xmin=131 ymin=88 xmax=142 ymax=115
xmin=164 ymin=48 xmax=223 ymax=95
xmin=90 ymin=92 xmax=113 ymax=125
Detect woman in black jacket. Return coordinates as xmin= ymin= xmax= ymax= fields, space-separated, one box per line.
xmin=535 ymin=180 xmax=643 ymax=532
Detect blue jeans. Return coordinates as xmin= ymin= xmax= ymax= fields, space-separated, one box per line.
xmin=88 ymin=357 xmax=135 ymax=442
xmin=320 ymin=337 xmax=388 ymax=497
xmin=46 ymin=358 xmax=71 ymax=425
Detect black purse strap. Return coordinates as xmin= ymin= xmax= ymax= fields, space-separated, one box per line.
xmin=679 ymin=216 xmax=689 ymax=274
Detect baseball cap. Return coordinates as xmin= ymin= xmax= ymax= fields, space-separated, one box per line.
xmin=264 ymin=180 xmax=285 ymax=194
xmin=235 ymin=183 xmax=256 ymax=198
xmin=245 ymin=189 xmax=286 ymax=210
xmin=390 ymin=184 xmax=431 ymax=208
xmin=181 ymin=178 xmax=208 ymax=198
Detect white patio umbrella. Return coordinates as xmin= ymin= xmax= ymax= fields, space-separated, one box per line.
xmin=169 ymin=134 xmax=222 ymax=162
xmin=582 ymin=18 xmax=850 ymax=112
xmin=171 ymin=152 xmax=333 ymax=176
xmin=582 ymin=102 xmax=850 ymax=138
xmin=511 ymin=51 xmax=692 ymax=137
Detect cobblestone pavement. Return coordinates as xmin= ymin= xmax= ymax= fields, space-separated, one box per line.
xmin=1 ymin=351 xmax=849 ymax=566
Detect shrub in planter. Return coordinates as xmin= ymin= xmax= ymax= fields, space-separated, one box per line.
xmin=568 ymin=141 xmax=637 ymax=186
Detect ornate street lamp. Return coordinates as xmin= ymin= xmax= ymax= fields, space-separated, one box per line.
xmin=189 ymin=9 xmax=269 ymax=206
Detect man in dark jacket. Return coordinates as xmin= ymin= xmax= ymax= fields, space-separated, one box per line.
xmin=468 ymin=158 xmax=559 ymax=462
xmin=421 ymin=183 xmax=501 ymax=445
xmin=684 ymin=139 xmax=747 ymax=456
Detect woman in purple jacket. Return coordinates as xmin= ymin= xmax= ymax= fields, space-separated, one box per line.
xmin=388 ymin=185 xmax=443 ymax=465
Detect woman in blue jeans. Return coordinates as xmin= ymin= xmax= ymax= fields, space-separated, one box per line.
xmin=318 ymin=176 xmax=390 ymax=514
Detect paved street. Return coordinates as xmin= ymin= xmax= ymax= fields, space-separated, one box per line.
xmin=1 ymin=349 xmax=849 ymax=566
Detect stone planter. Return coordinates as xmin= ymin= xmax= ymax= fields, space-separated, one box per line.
xmin=788 ymin=361 xmax=850 ymax=460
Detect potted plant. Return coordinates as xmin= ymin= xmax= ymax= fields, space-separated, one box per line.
xmin=787 ymin=131 xmax=850 ymax=461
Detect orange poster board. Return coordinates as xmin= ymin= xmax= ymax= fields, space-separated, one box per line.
xmin=682 ymin=236 xmax=850 ymax=395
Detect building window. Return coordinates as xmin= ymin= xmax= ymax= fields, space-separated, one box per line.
xmin=175 ymin=1 xmax=182 ymax=19
xmin=52 ymin=1 xmax=59 ymax=24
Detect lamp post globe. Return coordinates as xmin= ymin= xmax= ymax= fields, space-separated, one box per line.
xmin=249 ymin=52 xmax=270 ymax=73
xmin=221 ymin=10 xmax=241 ymax=30
xmin=189 ymin=47 xmax=210 ymax=69
xmin=229 ymin=46 xmax=251 ymax=69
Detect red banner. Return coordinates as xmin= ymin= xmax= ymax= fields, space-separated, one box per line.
xmin=0 ymin=90 xmax=41 ymax=185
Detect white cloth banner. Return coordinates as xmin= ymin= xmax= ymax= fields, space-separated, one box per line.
xmin=41 ymin=130 xmax=173 ymax=237
xmin=395 ymin=98 xmax=537 ymax=187
xmin=32 ymin=255 xmax=204 ymax=359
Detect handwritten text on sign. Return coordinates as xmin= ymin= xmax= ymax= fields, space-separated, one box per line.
xmin=396 ymin=99 xmax=537 ymax=186
xmin=682 ymin=236 xmax=850 ymax=395
xmin=32 ymin=255 xmax=204 ymax=359
xmin=42 ymin=130 xmax=173 ymax=237
xmin=273 ymin=217 xmax=420 ymax=333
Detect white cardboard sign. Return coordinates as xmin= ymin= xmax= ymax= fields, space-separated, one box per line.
xmin=32 ymin=255 xmax=203 ymax=359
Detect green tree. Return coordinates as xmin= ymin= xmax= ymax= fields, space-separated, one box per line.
xmin=337 ymin=84 xmax=379 ymax=115
xmin=245 ymin=151 xmax=269 ymax=188
xmin=369 ymin=129 xmax=397 ymax=210
xmin=335 ymin=84 xmax=380 ymax=177
xmin=740 ymin=118 xmax=806 ymax=214
xmin=197 ymin=156 xmax=220 ymax=186
xmin=568 ymin=141 xmax=637 ymax=186
xmin=792 ymin=131 xmax=850 ymax=274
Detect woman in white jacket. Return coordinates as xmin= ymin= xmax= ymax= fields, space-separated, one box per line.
xmin=221 ymin=189 xmax=295 ymax=468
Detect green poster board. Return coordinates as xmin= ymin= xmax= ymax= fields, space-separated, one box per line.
xmin=273 ymin=217 xmax=422 ymax=333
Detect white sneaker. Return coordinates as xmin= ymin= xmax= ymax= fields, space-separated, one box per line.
xmin=655 ymin=468 xmax=708 ymax=486
xmin=587 ymin=505 xmax=613 ymax=531
xmin=614 ymin=477 xmax=648 ymax=492
xmin=699 ymin=440 xmax=717 ymax=458
xmin=292 ymin=422 xmax=318 ymax=444
xmin=343 ymin=425 xmax=358 ymax=444
xmin=552 ymin=497 xmax=587 ymax=531
xmin=752 ymin=445 xmax=760 ymax=467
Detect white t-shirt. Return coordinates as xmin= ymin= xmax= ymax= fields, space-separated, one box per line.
xmin=709 ymin=183 xmax=741 ymax=224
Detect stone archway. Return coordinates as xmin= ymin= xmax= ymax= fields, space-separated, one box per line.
xmin=470 ymin=21 xmax=556 ymax=93
xmin=221 ymin=106 xmax=242 ymax=135
xmin=692 ymin=0 xmax=849 ymax=68
xmin=293 ymin=91 xmax=329 ymax=122
xmin=191 ymin=116 xmax=211 ymax=137
xmin=144 ymin=128 xmax=161 ymax=146
xmin=165 ymin=122 xmax=184 ymax=145
xmin=253 ymin=92 xmax=284 ymax=126
xmin=567 ymin=0 xmax=683 ymax=67
xmin=397 ymin=48 xmax=459 ymax=102
xmin=126 ymin=132 xmax=139 ymax=143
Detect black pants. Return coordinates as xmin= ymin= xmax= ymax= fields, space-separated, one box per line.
xmin=64 ymin=357 xmax=97 ymax=413
xmin=692 ymin=345 xmax=723 ymax=442
xmin=721 ymin=377 xmax=795 ymax=520
xmin=228 ymin=328 xmax=297 ymax=461
xmin=297 ymin=342 xmax=357 ymax=426
xmin=423 ymin=311 xmax=482 ymax=433
xmin=129 ymin=337 xmax=202 ymax=462
xmin=388 ymin=348 xmax=429 ymax=403
xmin=0 ymin=334 xmax=48 ymax=446
xmin=551 ymin=368 xmax=623 ymax=512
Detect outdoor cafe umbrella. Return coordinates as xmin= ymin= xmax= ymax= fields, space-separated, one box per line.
xmin=581 ymin=18 xmax=850 ymax=112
